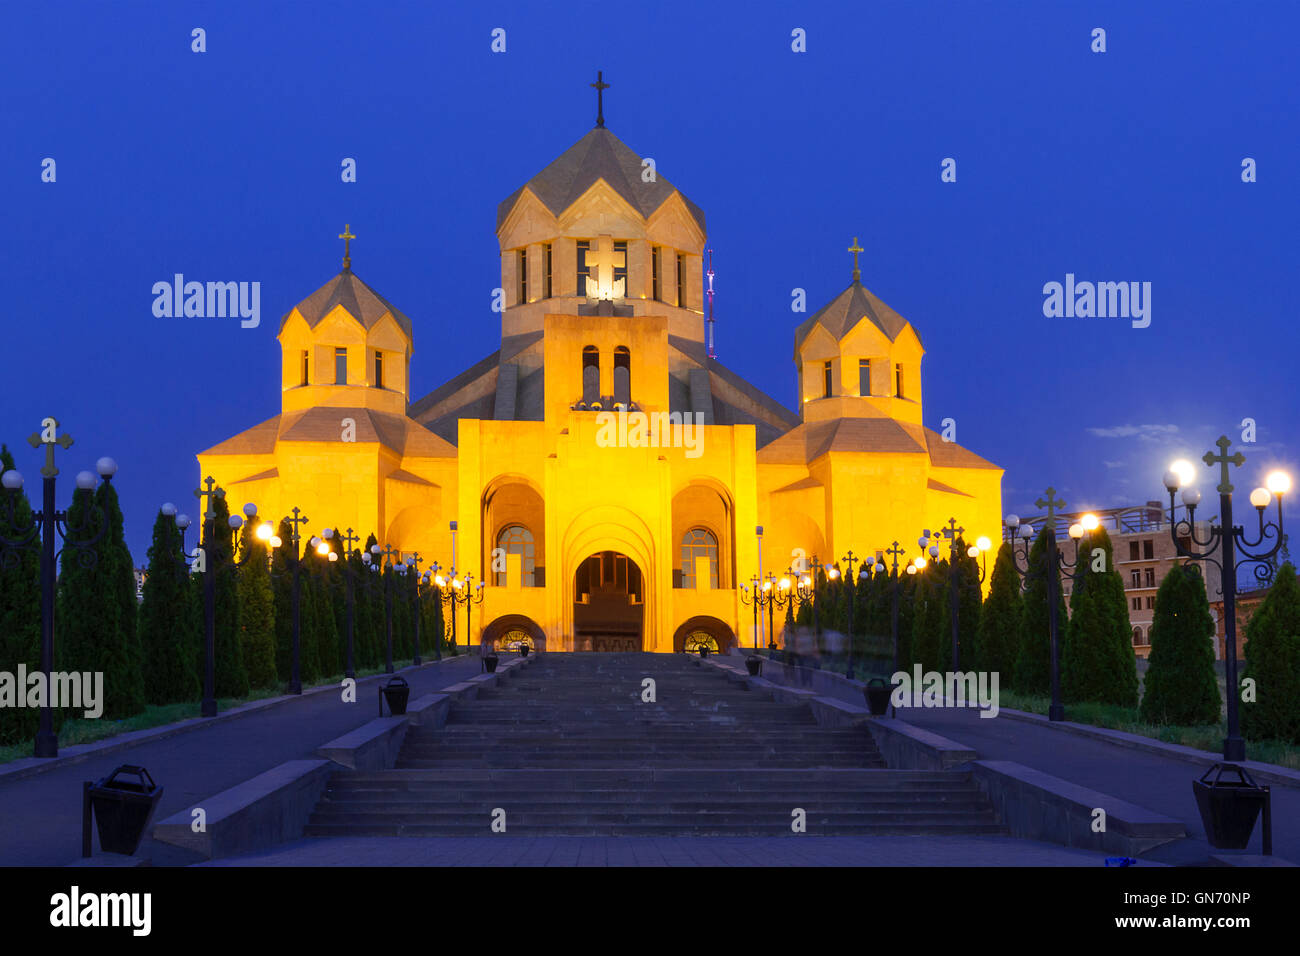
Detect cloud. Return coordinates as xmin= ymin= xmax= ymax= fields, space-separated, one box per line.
xmin=1086 ymin=424 xmax=1180 ymax=442
xmin=1103 ymin=460 xmax=1125 ymax=469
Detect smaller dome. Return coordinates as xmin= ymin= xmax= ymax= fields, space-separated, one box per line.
xmin=793 ymin=280 xmax=917 ymax=356
xmin=279 ymin=270 xmax=413 ymax=339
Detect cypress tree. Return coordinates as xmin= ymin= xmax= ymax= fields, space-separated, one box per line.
xmin=0 ymin=445 xmax=42 ymax=744
xmin=236 ymin=522 xmax=277 ymax=689
xmin=1013 ymin=529 xmax=1065 ymax=696
xmin=976 ymin=542 xmax=1022 ymax=685
xmin=96 ymin=479 xmax=145 ymax=718
xmin=55 ymin=484 xmax=122 ymax=720
xmin=1140 ymin=563 xmax=1221 ymax=725
xmin=1062 ymin=527 xmax=1138 ymax=707
xmin=911 ymin=559 xmax=946 ymax=672
xmin=205 ymin=493 xmax=248 ymax=699
xmin=1240 ymin=562 xmax=1300 ymax=744
xmin=938 ymin=539 xmax=982 ymax=673
xmin=895 ymin=569 xmax=917 ymax=671
xmin=298 ymin=558 xmax=321 ymax=684
xmin=139 ymin=510 xmax=199 ymax=704
xmin=305 ymin=547 xmax=339 ymax=678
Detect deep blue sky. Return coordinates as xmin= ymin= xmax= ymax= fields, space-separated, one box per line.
xmin=4 ymin=0 xmax=1297 ymax=562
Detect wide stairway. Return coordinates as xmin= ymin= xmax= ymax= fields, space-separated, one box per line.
xmin=305 ymin=653 xmax=1003 ymax=836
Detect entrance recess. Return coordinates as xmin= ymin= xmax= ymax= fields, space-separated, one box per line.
xmin=573 ymin=551 xmax=643 ymax=651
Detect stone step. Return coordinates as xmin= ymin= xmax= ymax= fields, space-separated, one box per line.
xmin=303 ymin=821 xmax=1007 ymax=837
xmin=308 ymin=808 xmax=997 ymax=826
xmin=329 ymin=768 xmax=966 ymax=786
xmin=314 ymin=790 xmax=982 ymax=806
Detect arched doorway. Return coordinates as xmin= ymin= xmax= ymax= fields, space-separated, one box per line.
xmin=482 ymin=614 xmax=546 ymax=653
xmin=673 ymin=615 xmax=737 ymax=654
xmin=574 ymin=550 xmax=643 ymax=651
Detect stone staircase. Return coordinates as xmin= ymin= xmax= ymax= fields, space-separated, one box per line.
xmin=305 ymin=652 xmax=1003 ymax=837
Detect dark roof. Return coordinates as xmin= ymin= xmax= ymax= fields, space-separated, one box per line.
xmin=279 ymin=269 xmax=414 ymax=339
xmin=793 ymin=280 xmax=916 ymax=354
xmin=497 ymin=127 xmax=706 ymax=232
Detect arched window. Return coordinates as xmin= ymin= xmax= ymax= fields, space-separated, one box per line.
xmin=582 ymin=346 xmax=599 ymax=405
xmin=683 ymin=631 xmax=719 ymax=654
xmin=680 ymin=527 xmax=719 ymax=589
xmin=1131 ymin=625 xmax=1144 ymax=647
xmin=613 ymin=346 xmax=630 ymax=408
xmin=496 ymin=524 xmax=535 ymax=587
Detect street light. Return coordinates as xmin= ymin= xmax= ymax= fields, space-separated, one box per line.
xmin=1005 ymin=489 xmax=1080 ymax=721
xmin=0 ymin=417 xmax=114 ymax=757
xmin=1164 ymin=437 xmax=1289 ymax=761
xmin=925 ymin=518 xmax=988 ymax=670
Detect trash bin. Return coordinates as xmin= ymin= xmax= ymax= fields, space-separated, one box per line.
xmin=87 ymin=765 xmax=163 ymax=856
xmin=381 ymin=676 xmax=410 ymax=716
xmin=699 ymin=646 xmax=710 ymax=659
xmin=519 ymin=643 xmax=530 ymax=657
xmin=483 ymin=654 xmax=499 ymax=673
xmin=745 ymin=656 xmax=762 ymax=676
xmin=863 ymin=678 xmax=891 ymax=716
xmin=1193 ymin=763 xmax=1268 ymax=850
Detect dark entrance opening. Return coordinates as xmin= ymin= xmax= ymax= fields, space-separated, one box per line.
xmin=573 ymin=551 xmax=643 ymax=651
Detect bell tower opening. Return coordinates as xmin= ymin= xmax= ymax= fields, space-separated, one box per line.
xmin=573 ymin=550 xmax=643 ymax=652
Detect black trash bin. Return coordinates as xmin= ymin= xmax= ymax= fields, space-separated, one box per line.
xmin=699 ymin=646 xmax=710 ymax=659
xmin=1193 ymin=763 xmax=1269 ymax=850
xmin=519 ymin=643 xmax=530 ymax=657
xmin=484 ymin=653 xmax=500 ymax=673
xmin=864 ymin=678 xmax=891 ymax=716
xmin=745 ymin=656 xmax=762 ymax=676
xmin=87 ymin=765 xmax=164 ymax=856
xmin=381 ymin=676 xmax=410 ymax=716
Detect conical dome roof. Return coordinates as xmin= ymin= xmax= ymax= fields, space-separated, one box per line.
xmin=793 ymin=280 xmax=918 ymax=355
xmin=496 ymin=127 xmax=705 ymax=232
xmin=279 ymin=269 xmax=413 ymax=339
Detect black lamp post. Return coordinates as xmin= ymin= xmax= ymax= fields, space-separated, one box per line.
xmin=739 ymin=574 xmax=762 ymax=651
xmin=1163 ymin=437 xmax=1289 ymax=762
xmin=1005 ymin=487 xmax=1082 ymax=722
xmin=833 ymin=550 xmax=869 ymax=680
xmin=405 ymin=552 xmax=422 ymax=665
xmin=876 ymin=542 xmax=908 ymax=682
xmin=192 ymin=479 xmax=267 ymax=715
xmin=770 ymin=571 xmax=795 ymax=653
xmin=373 ymin=542 xmax=401 ymax=674
xmin=0 ymin=419 xmax=114 ymax=758
xmin=421 ymin=562 xmax=444 ymax=661
xmin=926 ymin=518 xmax=990 ymax=671
xmin=279 ymin=507 xmax=311 ymax=695
xmin=322 ymin=527 xmax=360 ymax=679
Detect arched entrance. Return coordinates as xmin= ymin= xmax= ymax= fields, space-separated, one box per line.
xmin=482 ymin=614 xmax=546 ymax=653
xmin=574 ymin=550 xmax=643 ymax=651
xmin=672 ymin=615 xmax=737 ymax=654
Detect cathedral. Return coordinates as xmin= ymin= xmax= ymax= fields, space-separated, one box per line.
xmin=197 ymin=100 xmax=1003 ymax=654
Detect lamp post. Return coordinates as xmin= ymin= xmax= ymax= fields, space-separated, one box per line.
xmin=373 ymin=542 xmax=402 ymax=673
xmin=1163 ymin=438 xmax=1289 ymax=762
xmin=0 ymin=419 xmax=114 ymax=758
xmin=193 ymin=479 xmax=266 ymax=714
xmin=322 ymin=527 xmax=360 ymax=679
xmin=875 ymin=542 xmax=908 ymax=684
xmin=790 ymin=557 xmax=824 ymax=655
xmin=422 ymin=561 xmax=444 ymax=661
xmin=277 ymin=507 xmax=311 ymax=695
xmin=405 ymin=553 xmax=423 ymax=665
xmin=739 ymin=574 xmax=763 ymax=651
xmin=833 ymin=550 xmax=870 ymax=680
xmin=770 ymin=571 xmax=794 ymax=653
xmin=927 ymin=518 xmax=990 ymax=671
xmin=1005 ymin=487 xmax=1082 ymax=722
